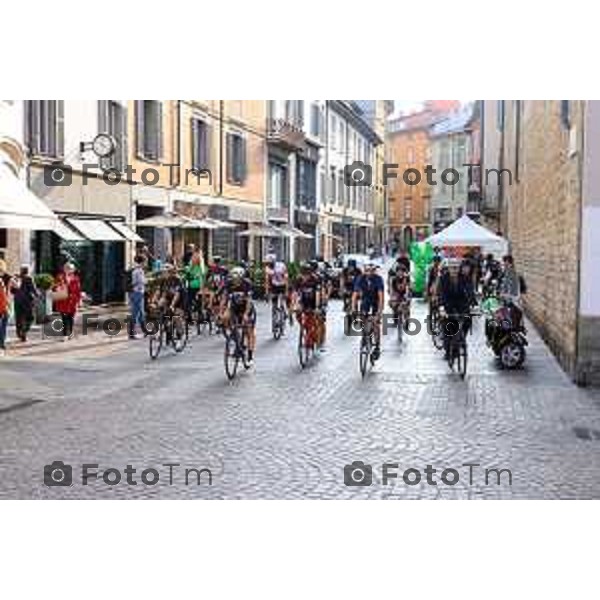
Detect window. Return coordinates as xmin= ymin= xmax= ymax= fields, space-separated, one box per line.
xmin=404 ymin=200 xmax=411 ymax=220
xmin=226 ymin=132 xmax=246 ymax=184
xmin=297 ymin=159 xmax=317 ymax=209
xmin=24 ymin=100 xmax=64 ymax=158
xmin=330 ymin=116 xmax=337 ymax=150
xmin=407 ymin=146 xmax=415 ymax=164
xmin=191 ymin=118 xmax=211 ymax=171
xmin=285 ymin=100 xmax=303 ymax=126
xmin=98 ymin=100 xmax=127 ymax=172
xmin=268 ymin=163 xmax=288 ymax=209
xmin=560 ymin=100 xmax=570 ymax=129
xmin=339 ymin=120 xmax=345 ymax=152
xmin=135 ymin=100 xmax=162 ymax=161
xmin=330 ymin=167 xmax=336 ymax=201
xmin=310 ymin=104 xmax=320 ymax=137
xmin=338 ymin=171 xmax=344 ymax=204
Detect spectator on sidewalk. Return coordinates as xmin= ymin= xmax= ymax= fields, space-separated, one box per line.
xmin=13 ymin=265 xmax=38 ymax=342
xmin=0 ymin=259 xmax=12 ymax=356
xmin=52 ymin=263 xmax=82 ymax=340
xmin=129 ymin=255 xmax=147 ymax=339
xmin=184 ymin=249 xmax=206 ymax=323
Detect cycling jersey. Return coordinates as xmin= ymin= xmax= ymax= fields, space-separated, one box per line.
xmin=354 ymin=273 xmax=384 ymax=314
xmin=159 ymin=275 xmax=185 ymax=308
xmin=341 ymin=267 xmax=362 ymax=293
xmin=208 ymin=265 xmax=228 ymax=293
xmin=295 ymin=273 xmax=321 ymax=311
xmin=267 ymin=262 xmax=288 ymax=288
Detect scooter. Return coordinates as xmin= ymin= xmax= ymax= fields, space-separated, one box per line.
xmin=484 ymin=297 xmax=528 ymax=369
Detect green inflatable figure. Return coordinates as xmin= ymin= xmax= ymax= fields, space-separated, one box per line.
xmin=409 ymin=240 xmax=434 ymax=297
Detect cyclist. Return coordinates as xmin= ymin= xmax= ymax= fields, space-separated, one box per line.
xmin=388 ymin=260 xmax=411 ymax=322
xmin=206 ymin=256 xmax=228 ymax=319
xmin=352 ymin=263 xmax=385 ymax=361
xmin=293 ymin=261 xmax=322 ymax=350
xmin=313 ymin=259 xmax=331 ymax=351
xmin=265 ymin=256 xmax=289 ymax=318
xmin=221 ymin=266 xmax=256 ymax=366
xmin=438 ymin=258 xmax=476 ymax=359
xmin=340 ymin=258 xmax=362 ymax=314
xmin=149 ymin=264 xmax=185 ymax=343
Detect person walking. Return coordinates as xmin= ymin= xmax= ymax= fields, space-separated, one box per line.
xmin=52 ymin=263 xmax=82 ymax=340
xmin=13 ymin=265 xmax=38 ymax=342
xmin=0 ymin=259 xmax=12 ymax=356
xmin=129 ymin=255 xmax=147 ymax=339
xmin=184 ymin=249 xmax=207 ymax=323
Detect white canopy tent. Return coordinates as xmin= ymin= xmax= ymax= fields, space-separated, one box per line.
xmin=426 ymin=215 xmax=508 ymax=256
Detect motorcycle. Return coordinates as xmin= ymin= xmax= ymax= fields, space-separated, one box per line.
xmin=483 ymin=296 xmax=528 ymax=369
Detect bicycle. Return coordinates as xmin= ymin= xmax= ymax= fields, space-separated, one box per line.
xmin=270 ymin=292 xmax=287 ymax=340
xmin=223 ymin=313 xmax=252 ymax=381
xmin=148 ymin=305 xmax=188 ymax=360
xmin=443 ymin=312 xmax=472 ymax=379
xmin=357 ymin=313 xmax=378 ymax=378
xmin=297 ymin=309 xmax=319 ymax=369
xmin=390 ymin=295 xmax=410 ymax=343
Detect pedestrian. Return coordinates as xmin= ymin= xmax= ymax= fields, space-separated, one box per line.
xmin=129 ymin=255 xmax=147 ymax=339
xmin=183 ymin=243 xmax=196 ymax=266
xmin=499 ymin=255 xmax=521 ymax=300
xmin=52 ymin=263 xmax=82 ymax=340
xmin=13 ymin=265 xmax=38 ymax=342
xmin=183 ymin=249 xmax=207 ymax=323
xmin=0 ymin=259 xmax=12 ymax=356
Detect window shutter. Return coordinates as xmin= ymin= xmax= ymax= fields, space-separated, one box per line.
xmin=226 ymin=132 xmax=233 ymax=183
xmin=98 ymin=100 xmax=108 ymax=134
xmin=120 ymin=102 xmax=128 ymax=173
xmin=191 ymin=118 xmax=199 ymax=169
xmin=56 ymin=101 xmax=64 ymax=158
xmin=24 ymin=100 xmax=38 ymax=155
xmin=135 ymin=100 xmax=144 ymax=157
xmin=240 ymin=136 xmax=247 ymax=184
xmin=156 ymin=101 xmax=163 ymax=160
xmin=203 ymin=122 xmax=212 ymax=171
xmin=560 ymin=100 xmax=570 ymax=129
xmin=298 ymin=101 xmax=304 ymax=126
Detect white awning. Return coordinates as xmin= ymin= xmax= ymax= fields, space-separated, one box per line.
xmin=238 ymin=224 xmax=284 ymax=238
xmin=54 ymin=219 xmax=85 ymax=242
xmin=109 ymin=221 xmax=144 ymax=243
xmin=278 ymin=223 xmax=314 ymax=239
xmin=0 ymin=159 xmax=58 ymax=230
xmin=66 ymin=218 xmax=125 ymax=242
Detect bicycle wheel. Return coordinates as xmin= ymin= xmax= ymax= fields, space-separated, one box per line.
xmin=241 ymin=328 xmax=252 ymax=370
xmin=272 ymin=306 xmax=283 ymax=340
xmin=359 ymin=334 xmax=370 ymax=378
xmin=457 ymin=341 xmax=468 ymax=379
xmin=149 ymin=322 xmax=163 ymax=360
xmin=396 ymin=310 xmax=403 ymax=343
xmin=298 ymin=321 xmax=311 ymax=369
xmin=172 ymin=315 xmax=187 ymax=353
xmin=224 ymin=333 xmax=240 ymax=380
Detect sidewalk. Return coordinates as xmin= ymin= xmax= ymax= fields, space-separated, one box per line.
xmin=4 ymin=303 xmax=132 ymax=357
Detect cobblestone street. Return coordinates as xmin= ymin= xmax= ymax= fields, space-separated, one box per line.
xmin=2 ymin=288 xmax=600 ymax=500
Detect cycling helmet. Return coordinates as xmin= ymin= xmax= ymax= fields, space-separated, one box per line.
xmin=347 ymin=258 xmax=357 ymax=269
xmin=308 ymin=259 xmax=319 ymax=271
xmin=230 ymin=266 xmax=244 ymax=279
xmin=300 ymin=261 xmax=312 ymax=273
xmin=212 ymin=255 xmax=222 ymax=264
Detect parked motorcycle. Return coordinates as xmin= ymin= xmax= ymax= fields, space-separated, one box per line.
xmin=483 ymin=296 xmax=528 ymax=369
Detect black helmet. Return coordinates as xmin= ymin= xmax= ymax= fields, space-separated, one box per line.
xmin=348 ymin=258 xmax=357 ymax=269
xmin=309 ymin=259 xmax=319 ymax=271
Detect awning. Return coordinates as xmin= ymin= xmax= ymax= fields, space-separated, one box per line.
xmin=109 ymin=221 xmax=145 ymax=243
xmin=136 ymin=213 xmax=188 ymax=228
xmin=278 ymin=223 xmax=314 ymax=239
xmin=0 ymin=159 xmax=58 ymax=230
xmin=238 ymin=223 xmax=284 ymax=238
xmin=180 ymin=216 xmax=218 ymax=230
xmin=66 ymin=218 xmax=125 ymax=242
xmin=54 ymin=219 xmax=85 ymax=242
xmin=203 ymin=217 xmax=236 ymax=229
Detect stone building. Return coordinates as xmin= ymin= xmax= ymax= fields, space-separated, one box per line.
xmin=486 ymin=100 xmax=600 ymax=385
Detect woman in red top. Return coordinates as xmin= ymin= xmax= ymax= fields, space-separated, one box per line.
xmin=53 ymin=263 xmax=82 ymax=339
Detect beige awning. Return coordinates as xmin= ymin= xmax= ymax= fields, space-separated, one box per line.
xmin=238 ymin=223 xmax=284 ymax=238
xmin=67 ymin=218 xmax=125 ymax=242
xmin=278 ymin=223 xmax=314 ymax=239
xmin=109 ymin=221 xmax=144 ymax=242
xmin=0 ymin=159 xmax=58 ymax=230
xmin=55 ymin=219 xmax=85 ymax=242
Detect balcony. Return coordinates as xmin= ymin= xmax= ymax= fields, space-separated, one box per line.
xmin=266 ymin=205 xmax=289 ymax=222
xmin=267 ymin=118 xmax=305 ymax=151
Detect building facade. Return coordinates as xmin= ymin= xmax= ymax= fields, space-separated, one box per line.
xmin=429 ymin=107 xmax=472 ymax=232
xmin=320 ymin=100 xmax=380 ymax=259
xmin=490 ymin=100 xmax=600 ymax=385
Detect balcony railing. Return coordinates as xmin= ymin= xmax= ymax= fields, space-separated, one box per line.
xmin=267 ymin=118 xmax=305 ymax=150
xmin=266 ymin=205 xmax=289 ymax=222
